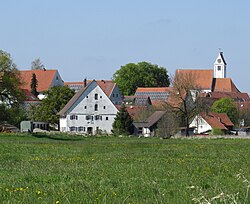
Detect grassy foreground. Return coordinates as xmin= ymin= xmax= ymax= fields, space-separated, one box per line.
xmin=0 ymin=134 xmax=249 ymax=204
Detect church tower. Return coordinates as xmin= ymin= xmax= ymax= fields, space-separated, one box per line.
xmin=214 ymin=52 xmax=227 ymax=78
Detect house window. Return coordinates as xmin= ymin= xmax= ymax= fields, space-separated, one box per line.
xmin=95 ymin=93 xmax=98 ymax=100
xmin=84 ymin=106 xmax=87 ymax=109
xmin=70 ymin=115 xmax=78 ymax=120
xmin=86 ymin=115 xmax=91 ymax=120
xmin=95 ymin=115 xmax=100 ymax=120
xmin=100 ymin=96 xmax=102 ymax=98
xmin=78 ymin=126 xmax=84 ymax=131
xmin=86 ymin=96 xmax=88 ymax=98
xmin=116 ymin=94 xmax=119 ymax=97
xmin=69 ymin=126 xmax=76 ymax=131
xmin=83 ymin=127 xmax=86 ymax=131
xmin=103 ymin=106 xmax=106 ymax=109
xmin=100 ymin=116 xmax=102 ymax=120
xmin=217 ymin=66 xmax=221 ymax=71
xmin=94 ymin=104 xmax=98 ymax=111
xmin=106 ymin=117 xmax=109 ymax=120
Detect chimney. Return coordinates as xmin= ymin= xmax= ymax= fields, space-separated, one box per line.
xmin=84 ymin=78 xmax=87 ymax=87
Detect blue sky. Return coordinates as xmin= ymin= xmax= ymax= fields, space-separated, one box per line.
xmin=1 ymin=0 xmax=250 ymax=92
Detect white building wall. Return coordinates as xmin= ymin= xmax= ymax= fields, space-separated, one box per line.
xmin=50 ymin=70 xmax=64 ymax=87
xmin=190 ymin=115 xmax=212 ymax=134
xmin=60 ymin=117 xmax=67 ymax=132
xmin=61 ymin=82 xmax=119 ymax=134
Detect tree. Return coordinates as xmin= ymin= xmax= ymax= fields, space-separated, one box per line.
xmin=211 ymin=97 xmax=238 ymax=125
xmin=30 ymin=73 xmax=39 ymax=97
xmin=112 ymin=104 xmax=134 ymax=135
xmin=168 ymin=72 xmax=204 ymax=136
xmin=112 ymin=62 xmax=170 ymax=96
xmin=31 ymin=58 xmax=45 ymax=70
xmin=0 ymin=50 xmax=24 ymax=106
xmin=30 ymin=86 xmax=75 ymax=128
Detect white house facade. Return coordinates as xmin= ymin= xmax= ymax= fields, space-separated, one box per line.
xmin=59 ymin=80 xmax=123 ymax=135
xmin=190 ymin=115 xmax=212 ymax=134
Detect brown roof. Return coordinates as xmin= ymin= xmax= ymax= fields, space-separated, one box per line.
xmin=19 ymin=70 xmax=58 ymax=92
xmin=133 ymin=111 xmax=166 ymax=128
xmin=200 ymin=112 xmax=234 ymax=130
xmin=22 ymin=89 xmax=39 ymax=101
xmin=212 ymin=78 xmax=240 ymax=93
xmin=123 ymin=105 xmax=148 ymax=120
xmin=136 ymin=87 xmax=172 ymax=93
xmin=205 ymin=91 xmax=249 ymax=102
xmin=175 ymin=69 xmax=213 ymax=90
xmin=96 ymin=80 xmax=115 ymax=97
xmin=65 ymin=80 xmax=115 ymax=97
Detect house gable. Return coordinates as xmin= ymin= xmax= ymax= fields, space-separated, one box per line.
xmin=59 ymin=80 xmax=119 ymax=134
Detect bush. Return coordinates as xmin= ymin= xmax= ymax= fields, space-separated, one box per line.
xmin=212 ymin=128 xmax=224 ymax=135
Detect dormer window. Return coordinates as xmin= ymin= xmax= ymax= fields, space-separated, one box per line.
xmin=94 ymin=93 xmax=98 ymax=100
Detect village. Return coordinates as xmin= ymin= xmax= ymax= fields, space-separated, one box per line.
xmin=2 ymin=51 xmax=249 ymax=137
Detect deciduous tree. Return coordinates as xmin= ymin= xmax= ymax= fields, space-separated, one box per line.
xmin=168 ymin=72 xmax=204 ymax=136
xmin=31 ymin=58 xmax=45 ymax=70
xmin=30 ymin=86 xmax=75 ymax=128
xmin=112 ymin=62 xmax=170 ymax=96
xmin=211 ymin=97 xmax=238 ymax=125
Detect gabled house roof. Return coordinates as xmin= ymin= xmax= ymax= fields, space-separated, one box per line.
xmin=204 ymin=91 xmax=249 ymax=102
xmin=65 ymin=80 xmax=116 ymax=97
xmin=175 ymin=69 xmax=213 ymax=90
xmin=59 ymin=80 xmax=118 ymax=116
xmin=211 ymin=78 xmax=240 ymax=93
xmin=135 ymin=87 xmax=172 ymax=103
xmin=199 ymin=112 xmax=234 ymax=130
xmin=133 ymin=111 xmax=166 ymax=128
xmin=58 ymin=80 xmax=94 ymax=116
xmin=19 ymin=69 xmax=59 ymax=92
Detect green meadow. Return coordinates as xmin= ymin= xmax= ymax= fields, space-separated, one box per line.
xmin=0 ymin=133 xmax=249 ymax=204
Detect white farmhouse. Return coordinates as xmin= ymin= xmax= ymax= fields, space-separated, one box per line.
xmin=58 ymin=80 xmax=123 ymax=135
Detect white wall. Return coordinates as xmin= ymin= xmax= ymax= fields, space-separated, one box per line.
xmin=190 ymin=115 xmax=212 ymax=134
xmin=61 ymin=81 xmax=118 ymax=134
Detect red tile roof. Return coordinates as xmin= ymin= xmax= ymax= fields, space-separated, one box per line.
xmin=96 ymin=80 xmax=115 ymax=97
xmin=200 ymin=112 xmax=234 ymax=130
xmin=204 ymin=91 xmax=249 ymax=101
xmin=22 ymin=89 xmax=39 ymax=101
xmin=65 ymin=80 xmax=116 ymax=97
xmin=136 ymin=87 xmax=172 ymax=92
xmin=175 ymin=69 xmax=213 ymax=90
xmin=19 ymin=70 xmax=58 ymax=92
xmin=212 ymin=78 xmax=240 ymax=93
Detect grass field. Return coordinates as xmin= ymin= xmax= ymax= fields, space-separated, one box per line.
xmin=0 ymin=133 xmax=249 ymax=204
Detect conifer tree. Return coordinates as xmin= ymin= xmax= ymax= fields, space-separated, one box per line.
xmin=30 ymin=73 xmax=39 ymax=97
xmin=112 ymin=104 xmax=134 ymax=135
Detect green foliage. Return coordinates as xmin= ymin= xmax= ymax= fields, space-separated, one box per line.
xmin=112 ymin=62 xmax=170 ymax=95
xmin=30 ymin=86 xmax=74 ymax=127
xmin=30 ymin=73 xmax=39 ymax=97
xmin=112 ymin=104 xmax=134 ymax=135
xmin=0 ymin=50 xmax=24 ymax=106
xmin=211 ymin=97 xmax=238 ymax=125
xmin=0 ymin=104 xmax=26 ymax=127
xmin=212 ymin=128 xmax=224 ymax=135
xmin=0 ymin=134 xmax=249 ymax=203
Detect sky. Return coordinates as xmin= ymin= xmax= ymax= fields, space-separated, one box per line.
xmin=1 ymin=0 xmax=250 ymax=93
